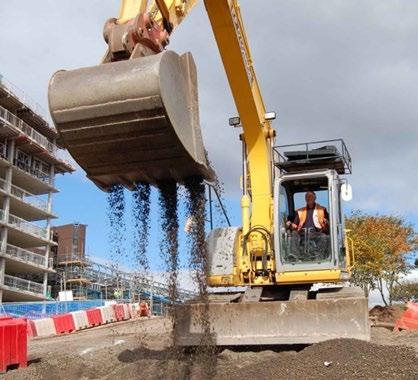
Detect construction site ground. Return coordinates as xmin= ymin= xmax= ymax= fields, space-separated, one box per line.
xmin=2 ymin=316 xmax=417 ymax=380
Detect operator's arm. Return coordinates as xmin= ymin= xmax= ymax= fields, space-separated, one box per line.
xmin=286 ymin=213 xmax=299 ymax=230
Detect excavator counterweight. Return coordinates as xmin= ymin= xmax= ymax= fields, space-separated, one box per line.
xmin=49 ymin=50 xmax=212 ymax=190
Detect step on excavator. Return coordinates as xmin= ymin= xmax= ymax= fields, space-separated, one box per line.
xmin=48 ymin=0 xmax=370 ymax=345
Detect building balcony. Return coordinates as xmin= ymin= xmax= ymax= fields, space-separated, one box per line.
xmin=1 ymin=274 xmax=46 ymax=301
xmin=0 ymin=178 xmax=56 ymax=221
xmin=0 ymin=210 xmax=55 ymax=248
xmin=0 ymin=75 xmax=59 ymax=142
xmin=1 ymin=244 xmax=54 ymax=274
xmin=0 ymin=105 xmax=74 ymax=173
xmin=0 ymin=153 xmax=58 ymax=195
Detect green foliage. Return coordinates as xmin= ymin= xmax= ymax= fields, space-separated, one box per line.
xmin=345 ymin=211 xmax=417 ymax=305
xmin=392 ymin=281 xmax=418 ymax=303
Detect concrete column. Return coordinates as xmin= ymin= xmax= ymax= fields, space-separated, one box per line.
xmin=49 ymin=163 xmax=55 ymax=187
xmin=43 ymin=162 xmax=55 ymax=298
xmin=43 ymin=272 xmax=49 ymax=298
xmin=0 ymin=258 xmax=5 ymax=283
xmin=0 ymin=256 xmax=5 ymax=302
xmin=0 ymin=139 xmax=14 ymax=255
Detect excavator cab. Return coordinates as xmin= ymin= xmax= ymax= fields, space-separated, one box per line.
xmin=274 ymin=140 xmax=352 ymax=278
xmin=276 ymin=171 xmax=342 ymax=271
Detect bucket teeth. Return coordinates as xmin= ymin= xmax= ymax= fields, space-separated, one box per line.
xmin=48 ymin=51 xmax=213 ymax=191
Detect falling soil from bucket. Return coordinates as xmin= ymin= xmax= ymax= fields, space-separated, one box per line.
xmin=184 ymin=176 xmax=217 ymax=378
xmin=107 ymin=185 xmax=126 ymax=272
xmin=132 ymin=182 xmax=151 ymax=273
xmin=158 ymin=179 xmax=180 ymax=308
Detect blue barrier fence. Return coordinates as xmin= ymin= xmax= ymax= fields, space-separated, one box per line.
xmin=0 ymin=299 xmax=167 ymax=319
xmin=0 ymin=300 xmax=105 ymax=319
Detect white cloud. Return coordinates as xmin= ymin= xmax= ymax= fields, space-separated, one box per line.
xmin=1 ymin=0 xmax=418 ymax=220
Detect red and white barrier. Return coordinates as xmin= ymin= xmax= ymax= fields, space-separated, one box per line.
xmin=52 ymin=314 xmax=76 ymax=335
xmin=394 ymin=302 xmax=418 ymax=331
xmin=32 ymin=318 xmax=56 ymax=338
xmin=0 ymin=318 xmax=27 ymax=373
xmin=71 ymin=311 xmax=89 ymax=330
xmin=86 ymin=308 xmax=103 ymax=327
xmin=139 ymin=302 xmax=151 ymax=317
xmin=122 ymin=304 xmax=130 ymax=320
xmin=98 ymin=306 xmax=116 ymax=324
xmin=27 ymin=303 xmax=144 ymax=340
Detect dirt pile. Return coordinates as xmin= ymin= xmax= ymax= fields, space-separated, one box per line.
xmin=217 ymin=339 xmax=417 ymax=380
xmin=369 ymin=305 xmax=405 ymax=324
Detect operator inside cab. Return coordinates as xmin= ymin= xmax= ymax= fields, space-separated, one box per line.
xmin=287 ymin=191 xmax=329 ymax=233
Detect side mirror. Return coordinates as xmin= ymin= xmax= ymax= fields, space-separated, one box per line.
xmin=341 ymin=183 xmax=353 ymax=202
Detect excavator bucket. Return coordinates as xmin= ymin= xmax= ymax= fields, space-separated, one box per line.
xmin=175 ymin=295 xmax=370 ymax=346
xmin=48 ymin=51 xmax=212 ymax=191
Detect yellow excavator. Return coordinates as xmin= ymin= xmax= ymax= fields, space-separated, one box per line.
xmin=48 ymin=0 xmax=370 ymax=345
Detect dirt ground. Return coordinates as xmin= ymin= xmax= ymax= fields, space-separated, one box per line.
xmin=2 ymin=317 xmax=417 ymax=380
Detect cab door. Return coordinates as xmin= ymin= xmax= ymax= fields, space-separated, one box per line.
xmin=274 ymin=170 xmax=340 ymax=273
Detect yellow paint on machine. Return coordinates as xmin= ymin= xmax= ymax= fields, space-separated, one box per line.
xmin=204 ymin=0 xmax=274 ymax=231
xmin=118 ymin=0 xmax=199 ymax=30
xmin=275 ymin=270 xmax=344 ymax=284
xmin=208 ymin=270 xmax=345 ymax=287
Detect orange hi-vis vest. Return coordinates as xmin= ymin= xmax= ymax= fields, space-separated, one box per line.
xmin=297 ymin=204 xmax=327 ymax=231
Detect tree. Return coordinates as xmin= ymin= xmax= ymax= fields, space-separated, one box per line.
xmin=392 ymin=281 xmax=418 ymax=303
xmin=345 ymin=211 xmax=418 ymax=306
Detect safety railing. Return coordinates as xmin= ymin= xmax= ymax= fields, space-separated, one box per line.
xmin=0 ymin=106 xmax=73 ymax=171
xmin=3 ymin=243 xmax=49 ymax=268
xmin=13 ymin=158 xmax=52 ymax=184
xmin=274 ymin=139 xmax=352 ymax=175
xmin=0 ymin=177 xmax=49 ymax=211
xmin=0 ymin=75 xmax=53 ymax=127
xmin=0 ymin=209 xmax=49 ymax=239
xmin=0 ymin=105 xmax=57 ymax=155
xmin=3 ymin=274 xmax=44 ymax=296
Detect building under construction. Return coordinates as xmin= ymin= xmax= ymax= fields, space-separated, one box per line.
xmin=50 ymin=223 xmax=195 ymax=302
xmin=0 ymin=74 xmax=74 ymax=302
xmin=50 ymin=223 xmax=94 ymax=300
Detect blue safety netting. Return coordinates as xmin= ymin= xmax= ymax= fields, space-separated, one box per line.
xmin=0 ymin=300 xmax=105 ymax=319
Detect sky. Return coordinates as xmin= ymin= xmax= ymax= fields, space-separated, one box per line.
xmin=0 ymin=1 xmax=417 ymax=276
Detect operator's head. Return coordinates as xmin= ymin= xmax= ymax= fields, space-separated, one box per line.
xmin=305 ymin=191 xmax=316 ymax=207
